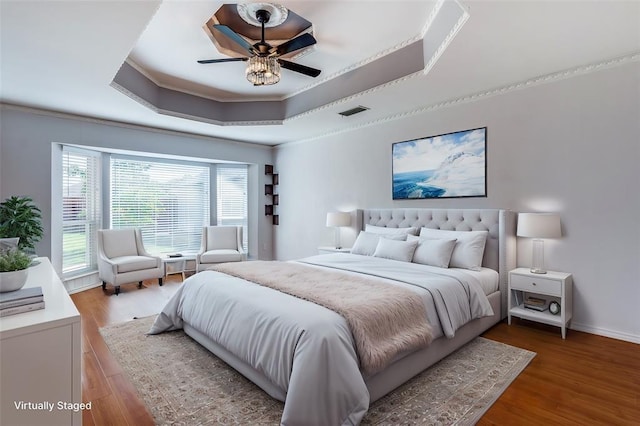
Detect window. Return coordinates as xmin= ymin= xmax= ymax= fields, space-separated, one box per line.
xmin=110 ymin=157 xmax=210 ymax=254
xmin=217 ymin=165 xmax=248 ymax=251
xmin=62 ymin=148 xmax=101 ymax=275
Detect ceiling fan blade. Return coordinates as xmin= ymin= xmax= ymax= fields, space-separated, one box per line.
xmin=275 ymin=33 xmax=317 ymax=56
xmin=278 ymin=59 xmax=321 ymax=78
xmin=213 ymin=24 xmax=255 ymax=55
xmin=197 ymin=58 xmax=247 ymax=64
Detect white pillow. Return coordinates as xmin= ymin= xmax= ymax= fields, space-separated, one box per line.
xmin=373 ymin=238 xmax=419 ymax=262
xmin=418 ymin=228 xmax=489 ymax=271
xmin=365 ymin=224 xmax=419 ymax=236
xmin=351 ymin=231 xmax=406 ymax=256
xmin=407 ymin=235 xmax=457 ymax=268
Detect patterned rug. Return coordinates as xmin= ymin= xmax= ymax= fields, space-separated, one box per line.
xmin=100 ymin=316 xmax=535 ymax=425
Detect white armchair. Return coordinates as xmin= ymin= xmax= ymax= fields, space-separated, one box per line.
xmin=196 ymin=226 xmax=246 ymax=272
xmin=97 ymin=228 xmax=163 ymax=295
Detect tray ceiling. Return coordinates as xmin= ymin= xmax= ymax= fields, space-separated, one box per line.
xmin=1 ymin=1 xmax=639 ymax=145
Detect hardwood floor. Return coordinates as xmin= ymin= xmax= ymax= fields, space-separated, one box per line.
xmin=71 ymin=276 xmax=185 ymax=426
xmin=72 ymin=278 xmax=640 ymax=425
xmin=479 ymin=321 xmax=639 ymax=425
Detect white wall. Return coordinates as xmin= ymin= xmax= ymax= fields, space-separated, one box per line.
xmin=0 ymin=107 xmax=276 ymax=273
xmin=274 ymin=61 xmax=640 ymax=343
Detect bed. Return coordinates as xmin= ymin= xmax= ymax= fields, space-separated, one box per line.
xmin=149 ymin=208 xmax=516 ymax=425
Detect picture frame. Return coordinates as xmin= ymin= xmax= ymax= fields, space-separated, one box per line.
xmin=392 ymin=127 xmax=487 ymax=199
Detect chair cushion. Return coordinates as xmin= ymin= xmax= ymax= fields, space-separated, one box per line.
xmin=102 ymin=229 xmax=138 ymax=258
xmin=111 ymin=255 xmax=158 ymax=273
xmin=206 ymin=227 xmax=238 ymax=251
xmin=200 ymin=249 xmax=242 ymax=264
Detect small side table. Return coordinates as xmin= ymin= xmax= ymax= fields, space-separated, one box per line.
xmin=508 ymin=268 xmax=573 ymax=339
xmin=162 ymin=253 xmax=197 ymax=280
xmin=317 ymin=246 xmax=351 ymax=254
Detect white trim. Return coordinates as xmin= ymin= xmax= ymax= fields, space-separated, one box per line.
xmin=0 ymin=103 xmax=274 ymax=150
xmin=123 ymin=0 xmax=448 ymax=104
xmin=570 ymin=322 xmax=640 ymax=345
xmin=4 ymin=50 xmax=639 ymax=149
xmin=63 ymin=271 xmax=101 ymax=294
xmin=421 ymin=1 xmax=469 ymax=78
xmin=282 ymin=1 xmax=446 ymax=100
xmin=66 ymin=282 xmax=102 ymax=295
xmin=283 ymin=52 xmax=640 ymax=146
xmin=156 ymin=106 xmax=282 ymax=127
xmin=63 ymin=269 xmax=97 ymax=280
xmin=282 ymin=0 xmax=465 ymax=121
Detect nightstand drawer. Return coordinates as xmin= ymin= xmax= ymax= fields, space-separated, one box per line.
xmin=510 ymin=274 xmax=561 ymax=296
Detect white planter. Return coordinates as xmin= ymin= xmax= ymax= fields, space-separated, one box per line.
xmin=0 ymin=269 xmax=29 ymax=292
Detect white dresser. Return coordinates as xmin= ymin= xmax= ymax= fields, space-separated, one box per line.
xmin=0 ymin=257 xmax=82 ymax=426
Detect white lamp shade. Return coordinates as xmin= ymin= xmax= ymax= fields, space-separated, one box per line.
xmin=517 ymin=213 xmax=561 ymax=238
xmin=326 ymin=212 xmax=351 ymax=227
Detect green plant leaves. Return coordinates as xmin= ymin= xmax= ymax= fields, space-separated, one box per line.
xmin=0 ymin=196 xmax=44 ymax=251
xmin=0 ymin=248 xmax=32 ymax=271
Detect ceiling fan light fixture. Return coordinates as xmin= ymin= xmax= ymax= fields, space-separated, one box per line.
xmin=246 ymin=56 xmax=281 ymax=86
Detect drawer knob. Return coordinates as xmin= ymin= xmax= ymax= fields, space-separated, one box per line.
xmin=532 ymin=282 xmax=537 ymax=286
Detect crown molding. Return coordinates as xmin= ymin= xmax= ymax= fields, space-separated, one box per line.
xmin=125 ymin=1 xmax=447 ymax=104
xmin=283 ymin=0 xmax=448 ymax=101
xmin=284 ymin=0 xmax=467 ymax=123
xmin=5 ymin=53 xmax=636 ymax=150
xmin=421 ymin=1 xmax=468 ymax=78
xmin=282 ymin=52 xmax=640 ymax=147
xmin=420 ymin=0 xmax=446 ymax=39
xmin=0 ymin=102 xmax=274 ymax=150
xmin=110 ymin=79 xmax=160 ymax=114
xmin=158 ymin=107 xmax=283 ymax=127
xmin=126 ymin=58 xmax=284 ymax=103
xmin=114 ymin=73 xmax=283 ymax=126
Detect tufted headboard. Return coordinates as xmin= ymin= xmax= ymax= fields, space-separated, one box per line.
xmin=357 ymin=208 xmax=516 ymax=318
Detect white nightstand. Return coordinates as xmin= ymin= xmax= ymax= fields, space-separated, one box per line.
xmin=317 ymin=246 xmax=351 ymax=254
xmin=508 ymin=268 xmax=573 ymax=339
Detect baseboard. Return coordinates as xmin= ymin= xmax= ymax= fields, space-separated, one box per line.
xmin=63 ymin=271 xmax=101 ymax=294
xmin=571 ymin=322 xmax=640 ymax=344
xmin=66 ymin=282 xmax=102 ymax=295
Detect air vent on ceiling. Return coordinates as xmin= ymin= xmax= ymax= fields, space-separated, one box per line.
xmin=338 ymin=106 xmax=369 ymax=117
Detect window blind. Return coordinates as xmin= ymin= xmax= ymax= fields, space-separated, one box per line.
xmin=217 ymin=165 xmax=248 ymax=251
xmin=62 ymin=147 xmax=101 ymax=276
xmin=110 ymin=157 xmax=210 ymax=254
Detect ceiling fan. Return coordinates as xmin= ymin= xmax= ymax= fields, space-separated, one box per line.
xmin=198 ymin=9 xmax=321 ymax=86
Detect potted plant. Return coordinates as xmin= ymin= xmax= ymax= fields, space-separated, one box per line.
xmin=0 ymin=248 xmax=32 ymax=292
xmin=0 ymin=196 xmax=44 ymax=253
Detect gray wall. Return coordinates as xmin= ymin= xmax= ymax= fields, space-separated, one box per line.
xmin=0 ymin=108 xmax=276 ymax=272
xmin=274 ymin=61 xmax=640 ymax=343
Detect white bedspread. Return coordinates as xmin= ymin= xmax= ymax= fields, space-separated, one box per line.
xmin=299 ymin=254 xmax=493 ymax=338
xmin=149 ymin=254 xmax=494 ymax=425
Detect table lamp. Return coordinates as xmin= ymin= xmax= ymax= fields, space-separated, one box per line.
xmin=517 ymin=212 xmax=561 ymax=274
xmin=326 ymin=212 xmax=351 ymax=249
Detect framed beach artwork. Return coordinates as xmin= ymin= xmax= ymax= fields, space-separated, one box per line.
xmin=392 ymin=127 xmax=487 ymax=199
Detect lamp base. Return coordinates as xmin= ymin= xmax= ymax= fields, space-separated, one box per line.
xmin=531 ymin=239 xmax=546 ymax=275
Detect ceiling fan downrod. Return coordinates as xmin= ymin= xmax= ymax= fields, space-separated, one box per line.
xmin=255 ymin=9 xmax=271 ymax=56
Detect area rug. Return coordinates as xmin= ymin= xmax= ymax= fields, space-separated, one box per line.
xmin=100 ymin=316 xmax=535 ymax=425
